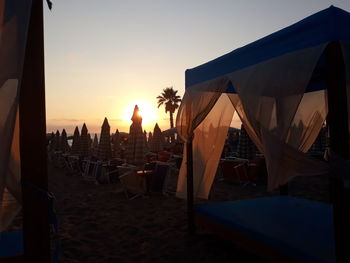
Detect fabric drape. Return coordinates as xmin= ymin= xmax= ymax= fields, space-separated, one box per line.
xmin=0 ymin=0 xmax=32 ymax=231
xmin=227 ymin=44 xmax=329 ymax=191
xmin=176 ymin=93 xmax=235 ymax=199
xmin=176 ymin=44 xmax=334 ymax=199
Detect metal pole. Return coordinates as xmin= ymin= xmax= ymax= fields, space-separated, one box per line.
xmin=186 ymin=136 xmax=195 ymax=235
xmin=19 ymin=0 xmax=51 ymax=262
xmin=325 ymin=41 xmax=350 ymax=263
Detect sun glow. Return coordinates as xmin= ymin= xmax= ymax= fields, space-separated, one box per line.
xmin=122 ymin=100 xmax=158 ymax=129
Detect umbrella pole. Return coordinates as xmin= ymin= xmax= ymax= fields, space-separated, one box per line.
xmin=19 ymin=0 xmax=51 ymax=262
xmin=325 ymin=41 xmax=350 ymax=262
xmin=187 ymin=136 xmax=196 ymax=235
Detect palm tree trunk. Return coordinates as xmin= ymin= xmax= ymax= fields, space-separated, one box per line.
xmin=169 ymin=111 xmax=174 ymax=129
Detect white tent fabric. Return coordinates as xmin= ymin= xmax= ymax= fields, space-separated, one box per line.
xmin=0 ymin=0 xmax=32 ymax=231
xmin=176 ymin=5 xmax=350 ymax=199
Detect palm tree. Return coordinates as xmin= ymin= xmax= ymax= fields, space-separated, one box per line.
xmin=157 ymin=87 xmax=181 ymax=129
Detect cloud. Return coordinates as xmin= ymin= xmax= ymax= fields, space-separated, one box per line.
xmin=48 ymin=118 xmax=85 ymax=123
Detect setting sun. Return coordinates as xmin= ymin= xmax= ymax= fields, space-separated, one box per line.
xmin=122 ymin=100 xmax=158 ymax=128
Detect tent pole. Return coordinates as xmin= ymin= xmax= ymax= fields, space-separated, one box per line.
xmin=19 ymin=0 xmax=51 ymax=262
xmin=186 ymin=137 xmax=195 ymax=235
xmin=325 ymin=41 xmax=350 ymax=263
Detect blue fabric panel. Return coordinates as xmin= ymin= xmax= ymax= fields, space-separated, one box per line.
xmin=0 ymin=230 xmax=23 ymax=258
xmin=187 ymin=6 xmax=350 ymax=89
xmin=196 ymin=196 xmax=335 ymax=263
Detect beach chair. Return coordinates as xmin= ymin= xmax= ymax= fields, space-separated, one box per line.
xmin=119 ymin=169 xmax=147 ymax=200
xmin=220 ymin=159 xmax=250 ymax=185
xmin=148 ymin=162 xmax=170 ymax=195
xmin=82 ymin=159 xmax=98 ymax=182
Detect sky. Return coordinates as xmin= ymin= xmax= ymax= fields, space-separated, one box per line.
xmin=44 ymin=0 xmax=350 ymax=134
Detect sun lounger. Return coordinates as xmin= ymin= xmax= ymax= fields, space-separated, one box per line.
xmin=119 ymin=170 xmax=147 ymax=200
xmin=220 ymin=159 xmax=250 ymax=184
xmin=148 ymin=162 xmax=170 ymax=194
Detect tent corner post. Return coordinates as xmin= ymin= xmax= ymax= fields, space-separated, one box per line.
xmin=186 ymin=135 xmax=196 ymax=235
xmin=19 ymin=0 xmax=51 ymax=262
xmin=325 ymin=41 xmax=350 ymax=263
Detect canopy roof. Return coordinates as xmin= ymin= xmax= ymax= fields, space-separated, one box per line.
xmin=186 ymin=6 xmax=350 ymax=91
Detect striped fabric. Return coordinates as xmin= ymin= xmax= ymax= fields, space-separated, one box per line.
xmin=92 ymin=133 xmax=99 ymax=156
xmin=71 ymin=126 xmax=80 ymax=154
xmin=113 ymin=129 xmax=121 ymax=158
xmin=53 ymin=130 xmax=60 ymax=151
xmin=149 ymin=123 xmax=164 ymax=152
xmin=144 ymin=130 xmax=149 ymax=151
xmin=237 ymin=124 xmax=256 ymax=159
xmin=97 ymin=118 xmax=112 ymax=160
xmin=148 ymin=132 xmax=153 ymax=146
xmin=125 ymin=105 xmax=145 ymax=166
xmin=79 ymin=123 xmax=90 ymax=157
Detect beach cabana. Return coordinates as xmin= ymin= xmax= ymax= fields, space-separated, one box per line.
xmin=176 ymin=6 xmax=350 ymax=262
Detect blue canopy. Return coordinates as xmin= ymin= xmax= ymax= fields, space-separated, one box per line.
xmin=186 ymin=6 xmax=350 ymax=90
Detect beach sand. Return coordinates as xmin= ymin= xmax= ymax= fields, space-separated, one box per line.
xmin=8 ymin=162 xmax=330 ymax=262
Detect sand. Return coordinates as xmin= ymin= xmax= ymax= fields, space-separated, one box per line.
xmin=8 ymin=161 xmax=330 ymax=263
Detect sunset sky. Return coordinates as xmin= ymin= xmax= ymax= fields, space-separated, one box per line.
xmin=44 ymin=0 xmax=350 ymax=134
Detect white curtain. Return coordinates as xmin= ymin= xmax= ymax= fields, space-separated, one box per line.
xmin=176 ymin=43 xmax=334 ymax=199
xmin=0 ymin=0 xmax=32 ymax=231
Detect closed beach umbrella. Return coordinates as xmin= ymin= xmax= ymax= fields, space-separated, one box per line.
xmin=125 ymin=105 xmax=146 ymax=166
xmin=60 ymin=129 xmax=70 ymax=152
xmin=53 ymin=130 xmax=60 ymax=151
xmin=237 ymin=124 xmax=256 ymax=159
xmin=113 ymin=129 xmax=121 ymax=158
xmin=144 ymin=130 xmax=149 ymax=150
xmin=92 ymin=133 xmax=99 ymax=155
xmin=79 ymin=123 xmax=90 ymax=157
xmin=71 ymin=126 xmax=80 ymax=155
xmin=148 ymin=132 xmax=153 ymax=146
xmin=149 ymin=123 xmax=164 ymax=152
xmin=97 ymin=118 xmax=112 ymax=160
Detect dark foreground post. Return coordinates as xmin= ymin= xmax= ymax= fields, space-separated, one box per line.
xmin=279 ymin=184 xmax=288 ymax=195
xmin=19 ymin=0 xmax=51 ymax=262
xmin=186 ymin=136 xmax=195 ymax=235
xmin=325 ymin=41 xmax=350 ymax=263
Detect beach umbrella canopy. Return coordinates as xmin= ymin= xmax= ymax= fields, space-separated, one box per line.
xmin=125 ymin=105 xmax=146 ymax=166
xmin=60 ymin=129 xmax=70 ymax=152
xmin=97 ymin=118 xmax=112 ymax=160
xmin=71 ymin=126 xmax=80 ymax=155
xmin=79 ymin=123 xmax=90 ymax=157
xmin=237 ymin=124 xmax=256 ymax=159
xmin=149 ymin=123 xmax=164 ymax=152
xmin=113 ymin=129 xmax=121 ymax=158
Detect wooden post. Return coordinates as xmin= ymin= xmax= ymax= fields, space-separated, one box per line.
xmin=19 ymin=0 xmax=51 ymax=262
xmin=325 ymin=41 xmax=350 ymax=263
xmin=186 ymin=137 xmax=195 ymax=235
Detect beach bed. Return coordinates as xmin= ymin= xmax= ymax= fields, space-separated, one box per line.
xmin=195 ymin=196 xmax=335 ymax=263
xmin=0 ymin=230 xmax=23 ymax=262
